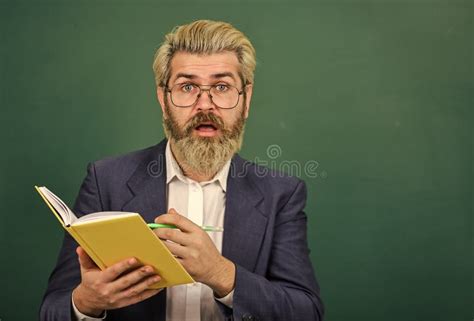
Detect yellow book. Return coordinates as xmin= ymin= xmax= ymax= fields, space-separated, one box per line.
xmin=35 ymin=185 xmax=194 ymax=289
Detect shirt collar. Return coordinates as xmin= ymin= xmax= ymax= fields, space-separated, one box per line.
xmin=165 ymin=141 xmax=231 ymax=192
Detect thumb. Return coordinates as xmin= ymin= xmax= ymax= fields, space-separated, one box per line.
xmin=168 ymin=208 xmax=178 ymax=214
xmin=76 ymin=247 xmax=98 ymax=271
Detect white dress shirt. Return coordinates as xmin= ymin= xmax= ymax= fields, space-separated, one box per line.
xmin=72 ymin=141 xmax=233 ymax=320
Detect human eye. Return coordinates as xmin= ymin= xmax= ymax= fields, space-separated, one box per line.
xmin=180 ymin=83 xmax=196 ymax=93
xmin=214 ymin=83 xmax=229 ymax=92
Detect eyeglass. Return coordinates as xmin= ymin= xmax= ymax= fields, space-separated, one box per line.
xmin=165 ymin=83 xmax=244 ymax=109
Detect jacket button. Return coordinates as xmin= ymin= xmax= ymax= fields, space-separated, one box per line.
xmin=242 ymin=314 xmax=256 ymax=321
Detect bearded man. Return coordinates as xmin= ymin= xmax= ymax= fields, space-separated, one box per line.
xmin=40 ymin=20 xmax=324 ymax=321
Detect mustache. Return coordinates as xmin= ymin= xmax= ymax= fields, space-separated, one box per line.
xmin=184 ymin=112 xmax=225 ymax=133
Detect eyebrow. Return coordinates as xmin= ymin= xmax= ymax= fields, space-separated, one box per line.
xmin=173 ymin=72 xmax=237 ymax=83
xmin=211 ymin=72 xmax=237 ymax=81
xmin=174 ymin=73 xmax=197 ymax=81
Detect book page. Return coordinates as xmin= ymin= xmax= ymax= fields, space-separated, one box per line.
xmin=38 ymin=186 xmax=77 ymax=225
xmin=76 ymin=212 xmax=138 ymax=224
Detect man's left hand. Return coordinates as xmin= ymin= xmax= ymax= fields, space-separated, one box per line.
xmin=153 ymin=208 xmax=235 ymax=297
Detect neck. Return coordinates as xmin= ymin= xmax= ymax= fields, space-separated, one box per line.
xmin=169 ymin=140 xmax=217 ymax=182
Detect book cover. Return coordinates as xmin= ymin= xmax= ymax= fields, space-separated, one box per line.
xmin=35 ymin=186 xmax=194 ymax=289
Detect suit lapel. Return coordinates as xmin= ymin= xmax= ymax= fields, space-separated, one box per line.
xmin=122 ymin=139 xmax=168 ymax=223
xmin=223 ymin=155 xmax=268 ymax=272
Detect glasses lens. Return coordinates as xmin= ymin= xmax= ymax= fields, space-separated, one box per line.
xmin=170 ymin=84 xmax=199 ymax=107
xmin=210 ymin=85 xmax=240 ymax=109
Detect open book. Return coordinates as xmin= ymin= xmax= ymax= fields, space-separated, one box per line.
xmin=35 ymin=186 xmax=194 ymax=289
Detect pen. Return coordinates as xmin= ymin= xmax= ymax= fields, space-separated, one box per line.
xmin=147 ymin=223 xmax=224 ymax=232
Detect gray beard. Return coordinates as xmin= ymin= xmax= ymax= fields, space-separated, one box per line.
xmin=162 ymin=105 xmax=245 ymax=178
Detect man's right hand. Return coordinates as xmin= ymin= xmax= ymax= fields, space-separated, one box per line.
xmin=72 ymin=247 xmax=162 ymax=317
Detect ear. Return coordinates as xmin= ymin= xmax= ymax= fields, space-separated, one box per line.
xmin=157 ymin=86 xmax=167 ymax=118
xmin=243 ymin=84 xmax=253 ymax=119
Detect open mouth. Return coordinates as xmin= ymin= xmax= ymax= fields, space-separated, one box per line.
xmin=194 ymin=122 xmax=218 ymax=132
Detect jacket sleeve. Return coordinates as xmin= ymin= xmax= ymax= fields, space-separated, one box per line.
xmin=39 ymin=163 xmax=103 ymax=321
xmin=230 ymin=181 xmax=324 ymax=321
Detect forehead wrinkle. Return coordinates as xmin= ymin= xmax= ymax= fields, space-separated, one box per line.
xmin=169 ymin=52 xmax=241 ymax=85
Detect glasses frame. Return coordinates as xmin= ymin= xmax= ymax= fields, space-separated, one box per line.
xmin=164 ymin=83 xmax=245 ymax=109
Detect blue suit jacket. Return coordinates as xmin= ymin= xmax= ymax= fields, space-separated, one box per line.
xmin=40 ymin=140 xmax=324 ymax=321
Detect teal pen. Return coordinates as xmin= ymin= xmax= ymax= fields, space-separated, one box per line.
xmin=147 ymin=223 xmax=224 ymax=232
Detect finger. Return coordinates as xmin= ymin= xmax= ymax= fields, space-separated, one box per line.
xmin=176 ymin=257 xmax=185 ymax=266
xmin=154 ymin=213 xmax=199 ymax=233
xmin=119 ymin=288 xmax=162 ymax=308
xmin=118 ymin=274 xmax=162 ymax=302
xmin=76 ymin=247 xmax=99 ymax=271
xmin=102 ymin=257 xmax=142 ymax=282
xmin=110 ymin=265 xmax=160 ymax=293
xmin=162 ymin=240 xmax=187 ymax=258
xmin=152 ymin=208 xmax=179 ymax=224
xmin=154 ymin=227 xmax=191 ymax=245
xmin=168 ymin=208 xmax=178 ymax=214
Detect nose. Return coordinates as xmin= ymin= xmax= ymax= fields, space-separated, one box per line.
xmin=195 ymin=89 xmax=215 ymax=112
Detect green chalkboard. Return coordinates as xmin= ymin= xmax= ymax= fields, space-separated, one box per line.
xmin=0 ymin=1 xmax=472 ymax=321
